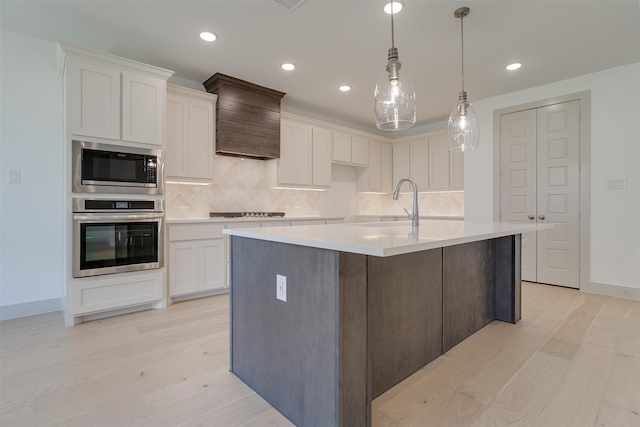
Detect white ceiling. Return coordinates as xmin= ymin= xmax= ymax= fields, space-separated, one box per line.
xmin=2 ymin=1 xmax=639 ymax=135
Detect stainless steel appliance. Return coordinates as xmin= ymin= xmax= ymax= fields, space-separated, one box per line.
xmin=72 ymin=140 xmax=164 ymax=195
xmin=209 ymin=212 xmax=285 ymax=218
xmin=73 ymin=198 xmax=164 ymax=278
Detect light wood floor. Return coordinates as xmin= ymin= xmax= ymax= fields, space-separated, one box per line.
xmin=1 ymin=282 xmax=638 ymax=427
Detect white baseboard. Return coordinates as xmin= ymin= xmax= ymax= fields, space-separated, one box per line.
xmin=581 ymin=281 xmax=640 ymax=301
xmin=0 ymin=297 xmax=63 ymax=321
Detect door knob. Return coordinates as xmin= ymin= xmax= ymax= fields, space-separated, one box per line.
xmin=528 ymin=215 xmax=535 ymax=220
xmin=538 ymin=215 xmax=546 ymax=220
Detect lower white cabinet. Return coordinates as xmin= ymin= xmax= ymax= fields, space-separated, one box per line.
xmin=168 ymin=223 xmax=226 ymax=297
xmin=69 ymin=270 xmax=164 ymax=316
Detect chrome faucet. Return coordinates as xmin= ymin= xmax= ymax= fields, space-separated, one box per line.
xmin=393 ymin=177 xmax=419 ymax=227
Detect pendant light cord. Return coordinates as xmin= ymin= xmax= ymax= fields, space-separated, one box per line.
xmin=390 ymin=0 xmax=395 ymax=49
xmin=460 ymin=13 xmax=465 ymax=94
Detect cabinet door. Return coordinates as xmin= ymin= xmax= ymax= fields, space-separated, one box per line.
xmin=368 ymin=140 xmax=382 ymax=191
xmin=293 ymin=125 xmax=313 ymax=186
xmin=450 ymin=150 xmax=464 ymax=189
xmin=68 ymin=58 xmax=120 ymax=140
xmin=392 ymin=143 xmax=410 ymax=187
xmin=199 ymin=239 xmax=225 ymax=291
xmin=122 ymin=71 xmax=165 ymax=146
xmin=428 ymin=135 xmax=450 ymax=190
xmin=169 ymin=241 xmax=199 ymax=296
xmin=165 ymin=93 xmax=189 ymax=177
xmin=312 ymin=127 xmax=332 ymax=187
xmin=351 ymin=136 xmax=369 ymax=166
xmin=410 ymin=139 xmax=429 ymax=190
xmin=279 ymin=121 xmax=312 ymax=186
xmin=381 ymin=143 xmax=393 ymax=193
xmin=332 ymin=132 xmax=352 ymax=163
xmin=187 ymin=99 xmax=215 ymax=179
xmin=279 ymin=121 xmax=296 ymax=185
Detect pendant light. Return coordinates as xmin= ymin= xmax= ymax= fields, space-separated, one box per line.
xmin=448 ymin=7 xmax=479 ymax=151
xmin=374 ymin=0 xmax=416 ymax=131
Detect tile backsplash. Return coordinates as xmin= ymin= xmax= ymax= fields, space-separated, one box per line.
xmin=166 ymin=155 xmax=463 ymax=219
xmin=166 ymin=156 xmax=322 ymax=218
xmin=356 ymin=191 xmax=464 ymax=217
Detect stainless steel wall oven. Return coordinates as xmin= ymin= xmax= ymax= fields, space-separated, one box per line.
xmin=73 ymin=198 xmax=164 ymax=278
xmin=72 ymin=140 xmax=164 ymax=195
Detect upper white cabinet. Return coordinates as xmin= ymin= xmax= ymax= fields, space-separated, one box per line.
xmin=427 ymin=134 xmax=450 ymax=190
xmin=67 ymin=59 xmax=121 ymax=140
xmin=122 ymin=72 xmax=166 ymax=145
xmin=165 ymin=85 xmax=217 ymax=182
xmin=392 ymin=131 xmax=464 ymax=192
xmin=59 ymin=42 xmax=173 ymax=146
xmin=311 ymin=127 xmax=332 ymax=187
xmin=449 ymin=149 xmax=464 ymax=189
xmin=393 ymin=138 xmax=429 ymax=189
xmin=270 ymin=118 xmax=331 ymax=189
xmin=332 ymin=132 xmax=369 ymax=167
xmin=357 ymin=139 xmax=393 ymax=193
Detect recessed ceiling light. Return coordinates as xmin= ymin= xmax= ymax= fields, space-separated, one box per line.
xmin=339 ymin=85 xmax=352 ymax=92
xmin=506 ymin=62 xmax=522 ymax=71
xmin=200 ymin=32 xmax=217 ymax=42
xmin=384 ymin=1 xmax=404 ymax=14
xmin=281 ymin=63 xmax=295 ymax=71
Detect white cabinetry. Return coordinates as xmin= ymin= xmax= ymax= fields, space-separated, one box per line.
xmin=332 ymin=132 xmax=369 ymax=167
xmin=67 ymin=59 xmax=121 ymax=140
xmin=357 ymin=140 xmax=393 ymax=193
xmin=168 ymin=223 xmax=226 ymax=297
xmin=60 ymin=42 xmax=173 ymax=146
xmin=449 ymin=149 xmax=464 ymax=190
xmin=69 ymin=270 xmax=164 ymax=318
xmin=166 ymin=85 xmax=217 ymax=182
xmin=270 ymin=119 xmax=331 ymax=189
xmin=393 ymin=131 xmax=464 ymax=192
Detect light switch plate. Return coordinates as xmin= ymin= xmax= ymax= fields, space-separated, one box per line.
xmin=276 ymin=274 xmax=287 ymax=302
xmin=607 ymin=178 xmax=627 ymax=190
xmin=8 ymin=170 xmax=20 ymax=184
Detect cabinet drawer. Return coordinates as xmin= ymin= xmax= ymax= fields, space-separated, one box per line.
xmin=72 ymin=270 xmax=163 ymax=315
xmin=169 ymin=223 xmax=224 ymax=241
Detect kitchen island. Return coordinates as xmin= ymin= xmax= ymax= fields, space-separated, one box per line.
xmin=224 ymin=220 xmax=551 ymax=427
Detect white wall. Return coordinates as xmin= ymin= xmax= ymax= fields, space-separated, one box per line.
xmin=465 ymin=63 xmax=640 ymax=291
xmin=0 ymin=29 xmax=64 ymax=317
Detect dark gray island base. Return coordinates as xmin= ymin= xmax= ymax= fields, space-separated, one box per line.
xmin=229 ymin=234 xmax=521 ymax=427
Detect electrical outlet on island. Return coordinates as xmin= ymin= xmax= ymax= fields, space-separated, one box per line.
xmin=277 ymin=274 xmax=287 ymax=302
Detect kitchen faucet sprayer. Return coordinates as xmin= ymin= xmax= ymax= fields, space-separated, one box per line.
xmin=393 ymin=177 xmax=419 ymax=227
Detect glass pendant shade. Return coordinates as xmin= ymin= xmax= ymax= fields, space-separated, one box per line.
xmin=448 ymin=94 xmax=479 ymax=151
xmin=448 ymin=6 xmax=478 ymax=151
xmin=374 ymin=54 xmax=416 ymax=131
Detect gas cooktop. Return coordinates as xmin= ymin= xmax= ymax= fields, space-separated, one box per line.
xmin=209 ymin=212 xmax=286 ymax=218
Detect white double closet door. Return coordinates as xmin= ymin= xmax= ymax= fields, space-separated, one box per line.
xmin=500 ymin=100 xmax=580 ymax=289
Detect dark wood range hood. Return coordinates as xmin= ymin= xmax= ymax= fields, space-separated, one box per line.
xmin=203 ymin=73 xmax=286 ymax=160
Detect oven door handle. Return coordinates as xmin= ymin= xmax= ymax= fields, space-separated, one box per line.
xmin=73 ymin=213 xmax=164 ymax=221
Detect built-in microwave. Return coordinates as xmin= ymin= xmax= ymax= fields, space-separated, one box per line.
xmin=72 ymin=140 xmax=164 ymax=195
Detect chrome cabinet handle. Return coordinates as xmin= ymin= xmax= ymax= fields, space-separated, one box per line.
xmin=538 ymin=215 xmax=546 ymax=220
xmin=528 ymin=215 xmax=535 ymax=220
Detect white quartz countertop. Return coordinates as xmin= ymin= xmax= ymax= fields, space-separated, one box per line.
xmin=166 ymin=215 xmax=345 ymax=224
xmin=224 ymin=220 xmax=553 ymax=257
